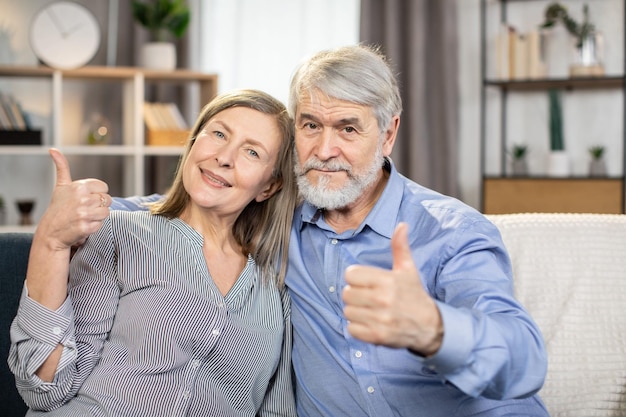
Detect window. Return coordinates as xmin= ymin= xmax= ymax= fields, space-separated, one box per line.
xmin=195 ymin=0 xmax=360 ymax=105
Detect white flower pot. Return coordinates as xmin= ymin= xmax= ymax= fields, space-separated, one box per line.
xmin=140 ymin=42 xmax=176 ymax=71
xmin=589 ymin=158 xmax=607 ymax=177
xmin=547 ymin=151 xmax=570 ymax=177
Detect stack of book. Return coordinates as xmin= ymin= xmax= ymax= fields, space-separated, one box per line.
xmin=143 ymin=102 xmax=189 ymax=146
xmin=495 ymin=24 xmax=547 ymax=80
xmin=0 ymin=93 xmax=40 ymax=145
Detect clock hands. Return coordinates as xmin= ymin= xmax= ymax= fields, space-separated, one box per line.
xmin=46 ymin=7 xmax=68 ymax=38
xmin=64 ymin=24 xmax=83 ymax=37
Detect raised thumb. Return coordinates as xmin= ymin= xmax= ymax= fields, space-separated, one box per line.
xmin=49 ymin=148 xmax=72 ymax=186
xmin=391 ymin=222 xmax=415 ymax=272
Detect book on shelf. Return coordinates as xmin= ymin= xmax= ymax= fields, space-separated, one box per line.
xmin=0 ymin=93 xmax=29 ymax=130
xmin=495 ymin=24 xmax=546 ymax=80
xmin=143 ymin=102 xmax=188 ymax=131
xmin=143 ymin=101 xmax=189 ymax=146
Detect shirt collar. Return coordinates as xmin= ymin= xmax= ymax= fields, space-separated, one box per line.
xmin=297 ymin=158 xmax=404 ymax=239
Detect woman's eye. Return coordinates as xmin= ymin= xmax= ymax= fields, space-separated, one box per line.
xmin=247 ymin=149 xmax=259 ymax=158
xmin=214 ymin=131 xmax=225 ymax=139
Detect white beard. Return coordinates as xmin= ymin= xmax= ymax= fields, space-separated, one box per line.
xmin=294 ymin=144 xmax=385 ymax=210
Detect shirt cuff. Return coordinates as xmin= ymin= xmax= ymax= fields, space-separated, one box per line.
xmin=16 ymin=283 xmax=73 ymax=347
xmin=420 ymin=300 xmax=473 ymax=374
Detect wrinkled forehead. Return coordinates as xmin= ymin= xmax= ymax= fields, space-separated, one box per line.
xmin=297 ymin=89 xmax=376 ymax=123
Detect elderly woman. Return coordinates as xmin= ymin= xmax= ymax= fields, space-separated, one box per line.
xmin=9 ymin=89 xmax=298 ymax=417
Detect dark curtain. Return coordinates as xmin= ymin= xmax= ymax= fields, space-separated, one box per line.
xmin=360 ymin=0 xmax=459 ymax=197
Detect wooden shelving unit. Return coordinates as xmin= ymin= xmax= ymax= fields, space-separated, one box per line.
xmin=479 ymin=0 xmax=625 ymax=214
xmin=0 ymin=65 xmax=218 ymax=230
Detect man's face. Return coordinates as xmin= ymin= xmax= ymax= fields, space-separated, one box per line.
xmin=293 ymin=91 xmax=394 ymax=210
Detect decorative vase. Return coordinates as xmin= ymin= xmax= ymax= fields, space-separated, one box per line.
xmin=589 ymin=158 xmax=607 ymax=177
xmin=16 ymin=199 xmax=35 ymax=226
xmin=547 ymin=151 xmax=570 ymax=177
xmin=570 ymin=31 xmax=605 ymax=77
xmin=83 ymin=113 xmax=111 ymax=145
xmin=140 ymin=42 xmax=176 ymax=71
xmin=511 ymin=158 xmax=528 ymax=176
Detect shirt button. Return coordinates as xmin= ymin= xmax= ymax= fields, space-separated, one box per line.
xmin=355 ymin=350 xmax=362 ymax=358
xmin=191 ymin=359 xmax=201 ymax=368
xmin=52 ymin=326 xmax=62 ymax=335
xmin=331 ymin=239 xmax=338 ymax=245
xmin=329 ymin=286 xmax=336 ymax=293
xmin=211 ymin=329 xmax=221 ymax=337
xmin=367 ymin=386 xmax=375 ymax=394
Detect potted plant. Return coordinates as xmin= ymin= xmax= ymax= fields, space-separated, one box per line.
xmin=540 ymin=2 xmax=604 ymax=77
xmin=547 ymin=89 xmax=569 ymax=176
xmin=132 ymin=0 xmax=190 ymax=71
xmin=509 ymin=144 xmax=528 ymax=176
xmin=588 ymin=145 xmax=607 ymax=177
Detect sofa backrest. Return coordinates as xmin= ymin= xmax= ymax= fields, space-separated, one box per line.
xmin=487 ymin=213 xmax=626 ymax=416
xmin=0 ymin=232 xmax=31 ymax=415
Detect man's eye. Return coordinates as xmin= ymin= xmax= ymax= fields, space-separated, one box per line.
xmin=344 ymin=126 xmax=356 ymax=133
xmin=304 ymin=122 xmax=318 ymax=130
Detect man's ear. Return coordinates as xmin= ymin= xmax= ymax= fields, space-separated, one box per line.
xmin=255 ymin=179 xmax=283 ymax=202
xmin=382 ymin=115 xmax=400 ymax=157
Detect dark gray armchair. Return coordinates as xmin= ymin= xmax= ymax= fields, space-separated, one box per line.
xmin=0 ymin=232 xmax=31 ymax=415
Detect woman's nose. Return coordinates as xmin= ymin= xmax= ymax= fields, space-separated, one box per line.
xmin=215 ymin=144 xmax=235 ymax=167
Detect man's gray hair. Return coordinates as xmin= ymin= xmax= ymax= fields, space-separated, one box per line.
xmin=288 ymin=44 xmax=403 ymax=134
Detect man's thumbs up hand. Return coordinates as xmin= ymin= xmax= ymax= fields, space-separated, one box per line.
xmin=342 ymin=223 xmax=443 ymax=356
xmin=36 ymin=148 xmax=111 ymax=249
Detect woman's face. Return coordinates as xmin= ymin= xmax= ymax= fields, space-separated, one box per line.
xmin=182 ymin=106 xmax=283 ymax=217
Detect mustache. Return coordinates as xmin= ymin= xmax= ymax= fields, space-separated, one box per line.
xmin=299 ymin=158 xmax=352 ymax=174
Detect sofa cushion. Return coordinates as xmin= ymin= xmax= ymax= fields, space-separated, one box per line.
xmin=487 ymin=213 xmax=626 ymax=416
xmin=0 ymin=232 xmax=32 ymax=415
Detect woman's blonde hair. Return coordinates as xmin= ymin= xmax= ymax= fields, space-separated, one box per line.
xmin=150 ymin=89 xmax=297 ymax=287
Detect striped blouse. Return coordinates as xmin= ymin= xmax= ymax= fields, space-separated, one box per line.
xmin=9 ymin=210 xmax=296 ymax=417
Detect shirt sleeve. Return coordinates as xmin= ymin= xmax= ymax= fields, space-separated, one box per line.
xmin=8 ymin=216 xmax=121 ymax=411
xmin=111 ymin=193 xmax=163 ymax=211
xmin=419 ymin=217 xmax=547 ymax=400
xmin=257 ymin=286 xmax=297 ymax=417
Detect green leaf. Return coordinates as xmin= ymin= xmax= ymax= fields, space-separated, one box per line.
xmin=132 ymin=0 xmax=190 ymax=40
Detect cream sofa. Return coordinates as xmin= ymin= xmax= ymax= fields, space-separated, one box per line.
xmin=487 ymin=213 xmax=626 ymax=416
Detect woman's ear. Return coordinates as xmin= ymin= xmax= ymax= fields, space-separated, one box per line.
xmin=255 ymin=179 xmax=283 ymax=202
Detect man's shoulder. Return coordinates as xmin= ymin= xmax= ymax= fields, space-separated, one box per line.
xmin=111 ymin=194 xmax=163 ymax=211
xmin=400 ymin=178 xmax=489 ymax=228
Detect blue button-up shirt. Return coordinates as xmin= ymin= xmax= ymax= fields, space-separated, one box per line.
xmin=286 ymin=160 xmax=548 ymax=416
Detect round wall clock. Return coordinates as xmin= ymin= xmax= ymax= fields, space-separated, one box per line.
xmin=30 ymin=1 xmax=101 ymax=70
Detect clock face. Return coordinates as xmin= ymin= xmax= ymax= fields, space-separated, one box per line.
xmin=30 ymin=1 xmax=101 ymax=70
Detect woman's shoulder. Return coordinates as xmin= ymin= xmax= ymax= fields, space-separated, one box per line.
xmin=108 ymin=210 xmax=168 ymax=231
